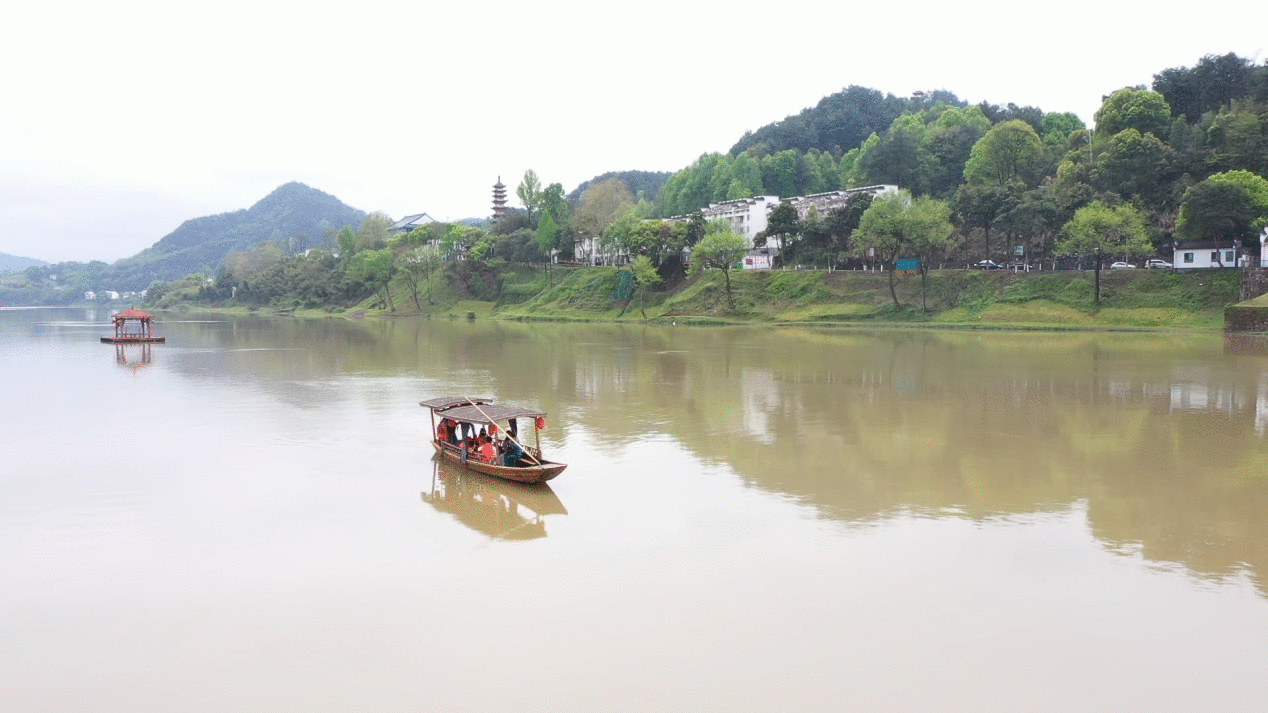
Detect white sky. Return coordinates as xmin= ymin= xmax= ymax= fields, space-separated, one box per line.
xmin=1 ymin=0 xmax=1264 ymax=264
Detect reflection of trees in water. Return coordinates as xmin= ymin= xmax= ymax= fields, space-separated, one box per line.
xmin=152 ymin=315 xmax=1268 ymax=596
xmin=528 ymin=326 xmax=1268 ymax=597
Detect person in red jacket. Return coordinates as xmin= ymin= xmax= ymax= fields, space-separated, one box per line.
xmin=478 ymin=435 xmax=497 ymax=462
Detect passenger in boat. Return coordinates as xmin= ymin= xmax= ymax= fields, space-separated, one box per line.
xmin=501 ymin=437 xmax=523 ymax=467
xmin=445 ymin=419 xmax=459 ymax=445
xmin=478 ymin=435 xmax=497 ymax=463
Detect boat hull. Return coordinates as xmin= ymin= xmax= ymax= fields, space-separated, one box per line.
xmin=431 ymin=440 xmax=566 ymax=484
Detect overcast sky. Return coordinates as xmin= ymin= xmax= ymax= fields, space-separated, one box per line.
xmin=1 ymin=0 xmax=1264 ymax=264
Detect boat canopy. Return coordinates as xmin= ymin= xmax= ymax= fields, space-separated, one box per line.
xmin=420 ymin=396 xmax=545 ymax=425
xmin=419 ymin=396 xmax=494 ymax=411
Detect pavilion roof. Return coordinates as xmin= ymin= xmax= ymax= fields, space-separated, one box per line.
xmin=112 ymin=307 xmax=154 ymax=320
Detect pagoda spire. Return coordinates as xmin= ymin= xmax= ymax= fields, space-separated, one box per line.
xmin=492 ymin=176 xmax=508 ymax=224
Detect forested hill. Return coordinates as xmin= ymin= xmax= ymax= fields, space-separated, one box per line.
xmin=568 ymin=170 xmax=671 ymax=203
xmin=106 ymin=182 xmax=365 ymax=290
xmin=728 ymin=86 xmax=958 ymax=156
xmin=727 ymin=85 xmax=1065 ymax=157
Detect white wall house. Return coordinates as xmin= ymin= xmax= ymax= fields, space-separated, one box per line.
xmin=698 ymin=196 xmax=781 ymax=247
xmin=1173 ymin=241 xmax=1239 ymax=269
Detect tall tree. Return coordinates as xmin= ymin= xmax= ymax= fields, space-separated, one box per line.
xmin=516 ymin=169 xmax=543 ymax=225
xmin=1094 ymin=88 xmax=1171 ymax=137
xmin=690 ymin=222 xmax=749 ymax=309
xmin=574 ymin=178 xmax=635 ymax=244
xmin=854 ymin=192 xmax=908 ymax=306
xmin=1176 ymin=182 xmax=1254 ymax=243
xmin=1178 ymin=170 xmax=1268 ymax=243
xmin=854 ymin=191 xmax=954 ymax=309
xmin=629 ymin=255 xmax=662 ymax=319
xmin=757 ymin=200 xmax=799 ymax=248
xmin=963 ymin=120 xmax=1045 ymax=188
xmin=356 ymin=212 xmax=392 ymax=251
xmin=1055 ymin=201 xmax=1151 ymax=304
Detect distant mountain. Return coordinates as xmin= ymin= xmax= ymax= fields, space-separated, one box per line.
xmin=0 ymin=252 xmax=48 ymax=274
xmin=105 ymin=182 xmax=366 ymax=290
xmin=568 ymin=170 xmax=672 ymax=204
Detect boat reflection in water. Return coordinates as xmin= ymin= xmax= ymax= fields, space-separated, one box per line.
xmin=422 ymin=457 xmax=567 ymax=540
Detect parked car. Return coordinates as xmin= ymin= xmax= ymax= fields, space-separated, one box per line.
xmin=975 ymin=260 xmax=1004 ymax=270
xmin=1110 ymin=261 xmax=1136 ymax=269
xmin=1145 ymin=259 xmax=1172 ymax=269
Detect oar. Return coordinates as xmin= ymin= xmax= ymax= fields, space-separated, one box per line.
xmin=463 ymin=396 xmax=542 ymax=466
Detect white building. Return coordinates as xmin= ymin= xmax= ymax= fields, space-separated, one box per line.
xmin=1173 ymin=241 xmax=1238 ymax=269
xmin=787 ymin=185 xmax=899 ymax=223
xmin=698 ymin=195 xmax=781 ymax=246
xmin=698 ymin=185 xmax=899 ymax=249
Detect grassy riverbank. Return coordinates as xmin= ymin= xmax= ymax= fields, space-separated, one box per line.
xmin=492 ymin=266 xmax=1242 ymax=331
xmin=139 ymin=264 xmax=1245 ymax=331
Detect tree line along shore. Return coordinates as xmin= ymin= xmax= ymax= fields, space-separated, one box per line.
xmin=140 ymin=261 xmax=1243 ymax=333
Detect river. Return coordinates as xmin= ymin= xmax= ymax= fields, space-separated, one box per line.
xmin=2 ymin=307 xmax=1267 ymax=711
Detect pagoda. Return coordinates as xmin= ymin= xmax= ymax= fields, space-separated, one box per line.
xmin=101 ymin=307 xmax=165 ymax=344
xmin=492 ymin=176 xmax=508 ymax=224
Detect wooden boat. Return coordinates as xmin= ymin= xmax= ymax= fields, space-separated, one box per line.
xmin=420 ymin=396 xmax=567 ymax=484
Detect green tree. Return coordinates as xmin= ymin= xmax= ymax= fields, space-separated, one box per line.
xmin=356 ymin=212 xmax=392 ymax=251
xmin=854 ymin=192 xmax=908 ymax=306
xmin=336 ymin=226 xmax=357 ymax=265
xmin=757 ymin=200 xmax=800 ymax=248
xmin=690 ymin=223 xmax=749 ymax=309
xmin=1202 ymin=170 xmax=1268 ymax=232
xmin=629 ymin=254 xmax=662 ymax=319
xmin=1056 ymin=201 xmax=1152 ymax=304
xmin=760 ymin=150 xmax=799 ymax=197
xmin=963 ymin=120 xmax=1045 ymax=188
xmin=1094 ymin=88 xmax=1171 ymax=137
xmin=400 ymin=246 xmax=443 ymax=309
xmin=903 ymin=196 xmax=956 ymax=310
xmin=574 ymin=178 xmax=635 ymax=253
xmin=1176 ymin=169 xmax=1268 ymax=246
xmin=345 ymin=248 xmax=395 ymax=309
xmin=516 ymin=169 xmax=543 ymax=226
xmin=855 ymin=191 xmax=954 ymax=309
xmin=1089 ymin=128 xmax=1180 ymax=210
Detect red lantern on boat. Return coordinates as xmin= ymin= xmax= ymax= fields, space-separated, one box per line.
xmin=535 ymin=417 xmax=546 ymax=430
xmin=488 ymin=423 xmax=497 ymax=435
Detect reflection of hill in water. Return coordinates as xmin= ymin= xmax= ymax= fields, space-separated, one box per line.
xmin=156 ymin=315 xmax=1268 ymax=596
xmin=422 ymin=457 xmax=566 ymax=540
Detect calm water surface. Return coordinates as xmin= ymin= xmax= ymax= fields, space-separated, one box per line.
xmin=2 ymin=308 xmax=1268 ymax=711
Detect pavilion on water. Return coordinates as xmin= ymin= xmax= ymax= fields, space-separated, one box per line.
xmin=101 ymin=307 xmax=165 ymax=344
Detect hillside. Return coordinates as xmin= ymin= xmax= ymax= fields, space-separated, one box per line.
xmin=727 ymin=86 xmax=955 ymax=157
xmin=0 ymin=252 xmax=48 ymax=274
xmin=105 ymin=182 xmax=366 ymax=289
xmin=568 ymin=170 xmax=672 ymax=204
